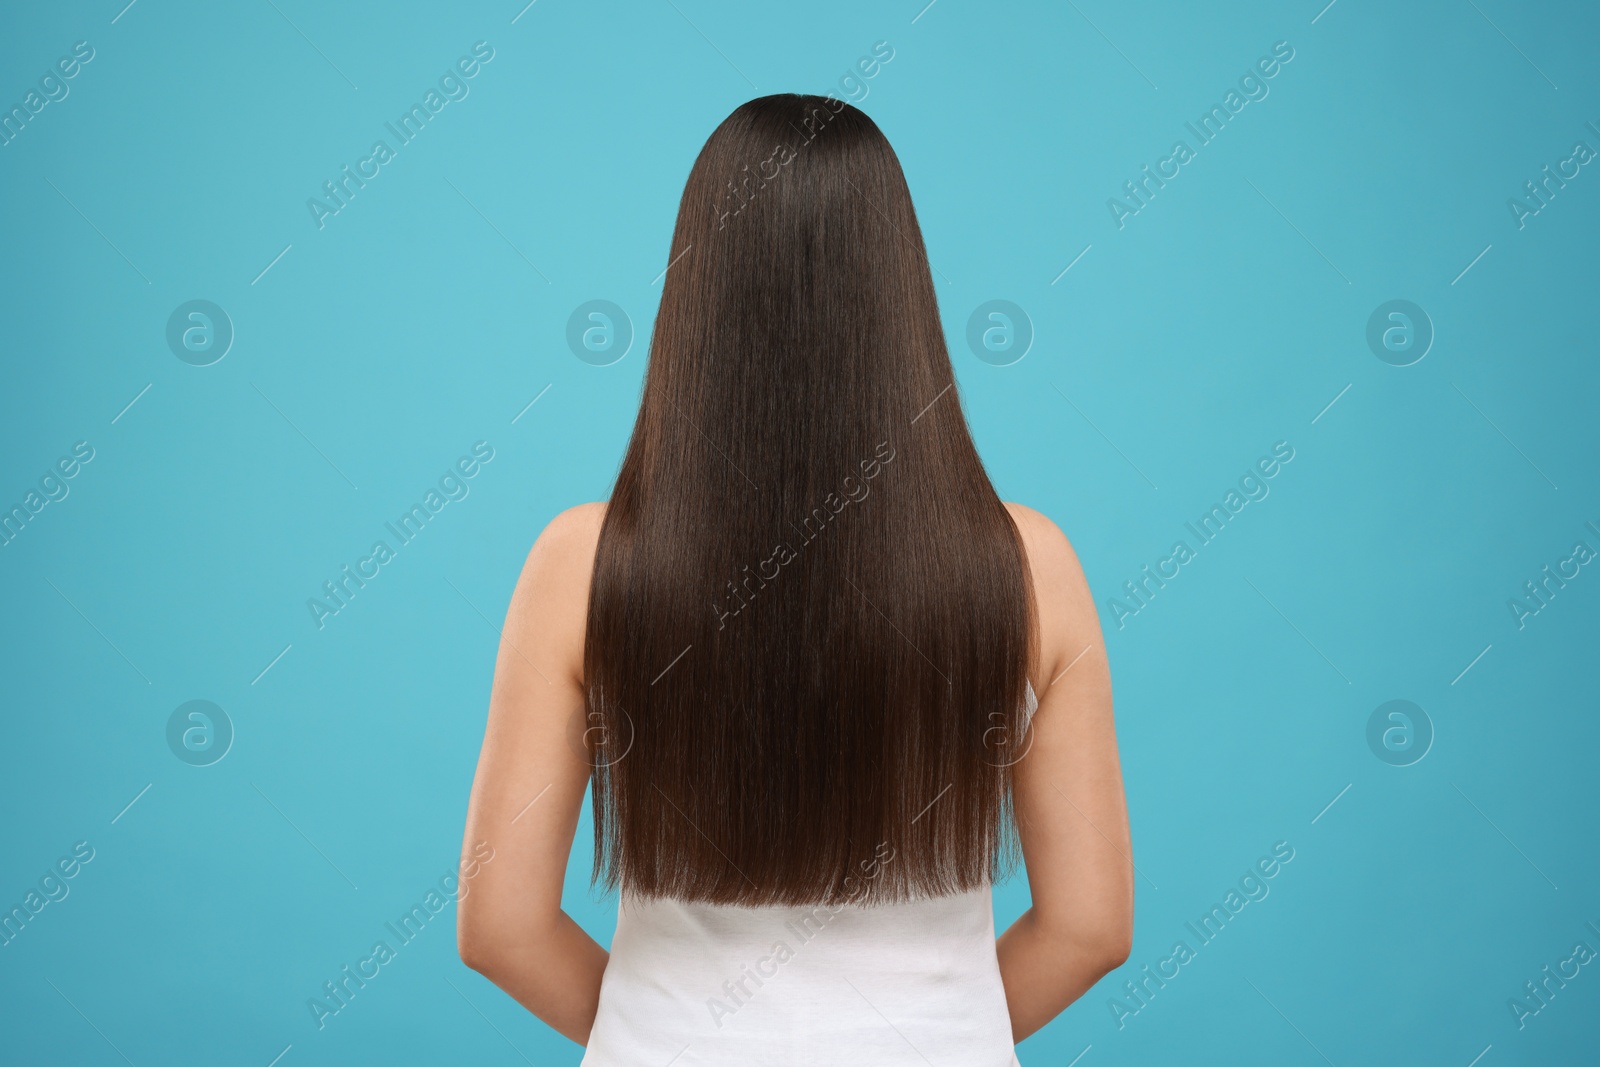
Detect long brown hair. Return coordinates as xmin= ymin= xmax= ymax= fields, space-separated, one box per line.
xmin=583 ymin=93 xmax=1036 ymax=906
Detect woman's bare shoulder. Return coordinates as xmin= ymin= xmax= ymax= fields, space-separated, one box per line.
xmin=542 ymin=500 xmax=609 ymax=546
xmin=1003 ymin=502 xmax=1090 ymax=579
xmin=1002 ymin=501 xmax=1102 ymax=685
xmin=521 ymin=501 xmax=608 ymax=579
xmin=504 ymin=502 xmax=608 ymax=685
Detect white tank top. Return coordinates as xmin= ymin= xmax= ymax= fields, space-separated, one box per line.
xmin=579 ymin=682 xmax=1037 ymax=1067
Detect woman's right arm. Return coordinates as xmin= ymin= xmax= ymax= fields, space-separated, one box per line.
xmin=996 ymin=504 xmax=1134 ymax=1042
xmin=456 ymin=503 xmax=611 ymax=1045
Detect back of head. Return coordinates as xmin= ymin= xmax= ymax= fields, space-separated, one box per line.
xmin=585 ymin=93 xmax=1035 ymax=907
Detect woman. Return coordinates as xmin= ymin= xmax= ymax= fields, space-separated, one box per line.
xmin=457 ymin=94 xmax=1133 ymax=1065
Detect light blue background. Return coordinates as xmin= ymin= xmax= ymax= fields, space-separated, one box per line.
xmin=3 ymin=1 xmax=1597 ymax=1064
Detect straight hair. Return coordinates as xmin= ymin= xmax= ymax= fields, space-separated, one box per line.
xmin=583 ymin=93 xmax=1036 ymax=907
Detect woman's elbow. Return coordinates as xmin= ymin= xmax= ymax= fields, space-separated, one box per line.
xmin=1094 ymin=923 xmax=1133 ymax=974
xmin=1089 ymin=900 xmax=1135 ymax=974
xmin=1040 ymin=906 xmax=1133 ymax=977
xmin=457 ymin=901 xmax=512 ymax=975
xmin=456 ymin=920 xmax=498 ymax=975
xmin=456 ymin=901 xmax=560 ymax=975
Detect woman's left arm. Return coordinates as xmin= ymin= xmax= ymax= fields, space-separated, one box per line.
xmin=456 ymin=503 xmax=610 ymax=1046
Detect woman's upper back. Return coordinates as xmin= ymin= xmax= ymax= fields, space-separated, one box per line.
xmin=532 ymin=496 xmax=1112 ymax=909
xmin=537 ymin=499 xmax=1088 ymax=700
